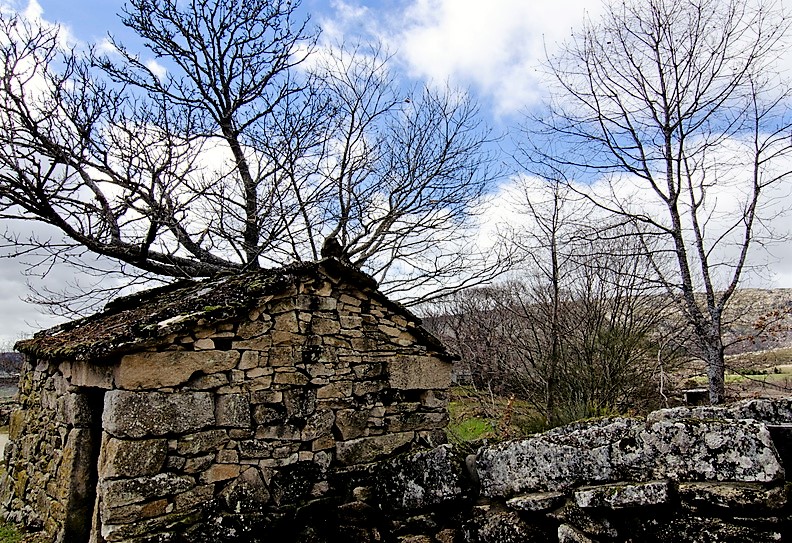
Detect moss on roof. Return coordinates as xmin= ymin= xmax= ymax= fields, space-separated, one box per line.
xmin=15 ymin=258 xmax=452 ymax=362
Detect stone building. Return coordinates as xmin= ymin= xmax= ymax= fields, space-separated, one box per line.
xmin=1 ymin=258 xmax=454 ymax=542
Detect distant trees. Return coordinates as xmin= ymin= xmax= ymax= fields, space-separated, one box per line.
xmin=427 ymin=273 xmax=675 ymax=430
xmin=521 ymin=0 xmax=792 ymax=404
xmin=0 ymin=352 xmax=23 ymax=374
xmin=427 ymin=180 xmax=681 ymax=427
xmin=0 ymin=0 xmax=502 ymax=313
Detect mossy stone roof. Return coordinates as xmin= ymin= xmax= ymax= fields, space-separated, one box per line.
xmin=16 ymin=259 xmax=450 ymax=363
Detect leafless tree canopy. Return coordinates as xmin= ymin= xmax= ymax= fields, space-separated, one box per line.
xmin=425 ymin=178 xmax=684 ymax=428
xmin=426 ymin=245 xmax=679 ymax=429
xmin=521 ymin=0 xmax=792 ymax=403
xmin=0 ymin=0 xmax=503 ymax=314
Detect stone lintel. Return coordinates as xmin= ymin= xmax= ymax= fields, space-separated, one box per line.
xmin=115 ymin=351 xmax=239 ymax=390
xmin=69 ymin=360 xmax=113 ymax=389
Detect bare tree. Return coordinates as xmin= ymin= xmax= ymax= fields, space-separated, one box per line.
xmin=505 ymin=179 xmax=678 ymax=425
xmin=423 ymin=285 xmax=510 ymax=395
xmin=502 ymin=177 xmax=581 ymax=424
xmin=0 ymin=0 xmax=503 ymax=314
xmin=426 ymin=191 xmax=680 ymax=428
xmin=281 ymin=41 xmax=506 ymax=303
xmin=521 ymin=0 xmax=792 ymax=403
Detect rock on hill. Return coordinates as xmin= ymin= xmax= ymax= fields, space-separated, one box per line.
xmin=721 ymin=288 xmax=792 ymax=355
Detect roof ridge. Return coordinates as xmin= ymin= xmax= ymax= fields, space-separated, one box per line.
xmin=15 ymin=258 xmax=404 ymax=361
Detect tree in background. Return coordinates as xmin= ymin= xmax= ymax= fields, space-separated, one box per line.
xmin=0 ymin=0 xmax=503 ymax=315
xmin=426 ymin=180 xmax=682 ymax=428
xmin=521 ymin=0 xmax=792 ymax=403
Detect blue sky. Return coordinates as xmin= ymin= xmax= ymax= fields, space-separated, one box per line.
xmin=1 ymin=0 xmax=791 ymax=344
xmin=23 ymin=0 xmax=598 ymax=117
xmin=0 ymin=0 xmax=596 ymax=343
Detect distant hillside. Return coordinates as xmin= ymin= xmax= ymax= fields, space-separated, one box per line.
xmin=721 ymin=288 xmax=792 ymax=355
xmin=0 ymin=352 xmax=22 ymax=376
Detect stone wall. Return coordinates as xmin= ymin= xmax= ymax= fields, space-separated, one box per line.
xmin=1 ymin=356 xmax=97 ymax=539
xmin=359 ymin=398 xmax=792 ymax=543
xmin=1 ymin=272 xmax=452 ymax=542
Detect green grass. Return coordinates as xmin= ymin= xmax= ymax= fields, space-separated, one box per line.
xmin=446 ymin=388 xmax=551 ymax=442
xmin=726 ymin=372 xmax=792 ymax=385
xmin=447 ymin=415 xmax=494 ymax=442
xmin=728 ymin=348 xmax=792 ymax=367
xmin=689 ymin=363 xmax=792 ymax=387
xmin=0 ymin=522 xmax=22 ymax=543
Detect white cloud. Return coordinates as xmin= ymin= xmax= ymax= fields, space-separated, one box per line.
xmin=146 ymin=59 xmax=167 ymax=80
xmin=485 ymin=134 xmax=792 ymax=290
xmin=21 ymin=0 xmax=40 ymax=19
xmin=320 ymin=1 xmax=377 ymax=43
xmin=96 ymin=37 xmax=119 ymax=56
xmin=396 ymin=0 xmax=603 ymax=115
xmin=17 ymin=0 xmax=77 ymax=49
xmin=318 ymin=1 xmax=602 ymax=115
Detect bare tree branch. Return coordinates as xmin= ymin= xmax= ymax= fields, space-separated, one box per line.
xmin=0 ymin=2 xmax=508 ymax=314
xmin=520 ymin=0 xmax=792 ymax=404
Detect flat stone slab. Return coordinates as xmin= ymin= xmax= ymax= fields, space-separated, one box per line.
xmin=101 ymin=473 xmax=194 ymax=508
xmin=335 ymin=431 xmax=414 ymax=465
xmin=477 ymin=417 xmax=783 ymax=498
xmin=507 ymin=492 xmax=566 ymax=512
xmin=387 ymin=355 xmax=451 ymax=390
xmin=574 ymin=481 xmax=670 ymax=509
xmin=677 ymin=482 xmax=788 ymax=511
xmin=648 ymin=398 xmax=792 ymax=425
xmin=103 ymin=391 xmax=214 ymax=438
xmin=115 ymin=351 xmax=239 ymax=389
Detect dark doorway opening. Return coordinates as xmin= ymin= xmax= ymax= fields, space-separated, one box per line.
xmin=62 ymin=387 xmax=105 ymax=543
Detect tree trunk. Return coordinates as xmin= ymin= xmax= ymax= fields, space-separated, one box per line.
xmin=703 ymin=334 xmax=726 ymax=404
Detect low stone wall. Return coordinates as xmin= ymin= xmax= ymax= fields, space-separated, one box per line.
xmin=344 ymin=398 xmax=792 ymax=543
xmin=56 ymin=397 xmax=786 ymax=542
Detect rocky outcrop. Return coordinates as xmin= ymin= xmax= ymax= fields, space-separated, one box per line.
xmin=477 ymin=417 xmax=783 ymax=498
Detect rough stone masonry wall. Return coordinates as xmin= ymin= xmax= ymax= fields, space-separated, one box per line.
xmin=1 ymin=356 xmax=98 ymax=539
xmin=1 ymin=273 xmax=452 ymax=543
xmin=359 ymin=398 xmax=792 ymax=543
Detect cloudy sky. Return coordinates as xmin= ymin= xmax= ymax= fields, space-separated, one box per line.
xmin=0 ymin=0 xmax=791 ymax=344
